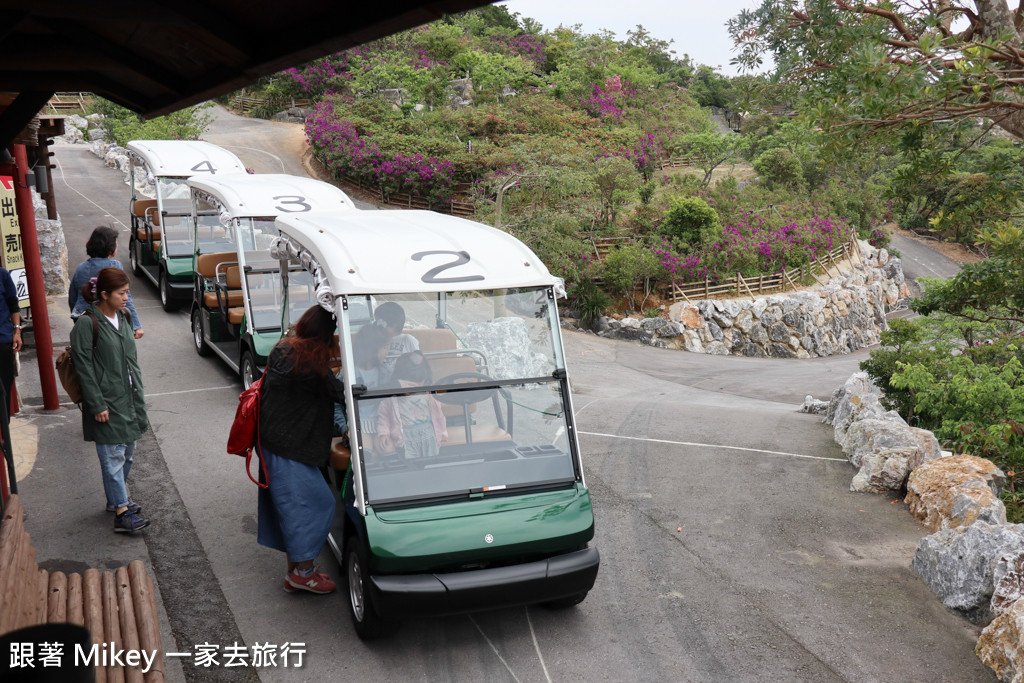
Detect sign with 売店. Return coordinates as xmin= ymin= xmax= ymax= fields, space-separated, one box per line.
xmin=0 ymin=177 xmax=29 ymax=306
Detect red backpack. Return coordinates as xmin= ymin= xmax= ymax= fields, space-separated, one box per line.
xmin=226 ymin=373 xmax=269 ymax=488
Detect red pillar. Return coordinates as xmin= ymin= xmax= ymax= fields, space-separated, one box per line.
xmin=12 ymin=144 xmax=59 ymax=409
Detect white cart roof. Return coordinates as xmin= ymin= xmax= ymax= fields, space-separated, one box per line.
xmin=274 ymin=211 xmax=556 ymax=295
xmin=126 ymin=140 xmax=246 ymax=177
xmin=187 ymin=173 xmax=356 ymax=218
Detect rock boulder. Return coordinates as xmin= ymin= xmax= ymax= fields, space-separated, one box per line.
xmin=905 ymin=455 xmax=1007 ymax=532
xmin=977 ymin=597 xmax=1024 ymax=682
xmin=850 ymin=447 xmax=915 ymax=494
xmin=992 ymin=551 xmax=1024 ymax=617
xmin=913 ymin=522 xmax=1024 ymax=624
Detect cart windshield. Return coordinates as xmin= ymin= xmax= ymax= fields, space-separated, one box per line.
xmin=157 ymin=178 xmax=193 ymax=257
xmin=244 ymin=256 xmax=317 ymax=332
xmin=345 ymin=288 xmax=579 ymax=506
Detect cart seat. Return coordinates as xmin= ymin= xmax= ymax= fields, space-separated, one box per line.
xmin=330 ymin=437 xmax=351 ymax=470
xmin=203 ymin=264 xmax=245 ymax=308
xmin=408 ymin=328 xmax=478 ymax=418
xmin=132 ymin=198 xmax=156 ymax=217
xmin=196 ymin=252 xmax=237 ymax=278
xmin=132 ymin=199 xmax=160 ymax=227
xmin=227 ymin=307 xmax=245 ymax=325
xmin=443 ymin=424 xmax=511 ymax=446
xmin=205 ymin=291 xmax=244 ymax=308
xmin=135 ymin=228 xmax=162 ymax=241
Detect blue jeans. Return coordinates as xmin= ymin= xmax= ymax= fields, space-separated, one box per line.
xmin=95 ymin=441 xmax=135 ymax=509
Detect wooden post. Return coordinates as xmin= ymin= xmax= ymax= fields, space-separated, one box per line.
xmin=704 ymin=275 xmax=709 ymax=298
xmin=742 ymin=275 xmax=756 ymax=300
xmin=783 ymin=268 xmax=798 ymax=290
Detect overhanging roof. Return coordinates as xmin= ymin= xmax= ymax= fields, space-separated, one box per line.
xmin=0 ymin=1 xmax=494 ymax=118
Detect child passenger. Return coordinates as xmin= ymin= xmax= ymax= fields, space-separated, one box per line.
xmin=376 ymin=351 xmax=447 ymax=459
xmin=375 ymin=301 xmax=419 ymax=373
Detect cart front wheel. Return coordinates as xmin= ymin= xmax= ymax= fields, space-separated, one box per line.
xmin=128 ymin=237 xmax=140 ymax=275
xmin=158 ymin=270 xmax=176 ymax=312
xmin=346 ymin=535 xmax=398 ymax=640
xmin=191 ymin=309 xmax=211 ymax=356
xmin=240 ymin=351 xmax=257 ymax=390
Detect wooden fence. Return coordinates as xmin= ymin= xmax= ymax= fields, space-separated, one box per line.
xmin=231 ymin=94 xmax=311 ymax=114
xmin=312 ymin=157 xmax=475 ymax=217
xmin=659 ymin=156 xmax=697 ymax=169
xmin=46 ymin=92 xmax=87 ymax=113
xmin=586 ymin=235 xmax=634 ymax=261
xmin=668 ymin=234 xmax=862 ymax=302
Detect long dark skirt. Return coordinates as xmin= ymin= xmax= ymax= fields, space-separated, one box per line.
xmin=256 ymin=443 xmax=335 ymax=563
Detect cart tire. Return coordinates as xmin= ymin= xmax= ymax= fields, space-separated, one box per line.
xmin=346 ymin=535 xmax=398 ymax=640
xmin=541 ymin=591 xmax=588 ymax=610
xmin=191 ymin=309 xmax=211 ymax=357
xmin=158 ymin=270 xmax=176 ymax=312
xmin=240 ymin=351 xmax=257 ymax=390
xmin=128 ymin=237 xmax=140 ymax=275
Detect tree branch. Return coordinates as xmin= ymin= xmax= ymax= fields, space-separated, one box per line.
xmin=835 ymin=0 xmax=918 ymax=42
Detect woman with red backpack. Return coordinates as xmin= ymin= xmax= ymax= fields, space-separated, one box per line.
xmin=256 ymin=304 xmax=346 ymax=594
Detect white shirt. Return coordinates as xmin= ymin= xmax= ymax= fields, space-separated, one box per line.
xmin=382 ymin=333 xmax=420 ymax=372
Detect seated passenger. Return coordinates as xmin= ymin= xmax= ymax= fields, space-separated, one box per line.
xmin=375 ymin=301 xmax=419 ymax=373
xmin=376 ymin=351 xmax=447 ymax=459
xmin=352 ymin=323 xmax=391 ymax=390
xmin=352 ymin=324 xmax=392 ymax=453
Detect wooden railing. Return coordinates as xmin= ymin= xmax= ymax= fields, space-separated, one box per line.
xmin=46 ymin=92 xmax=87 ymax=113
xmin=586 ymin=235 xmax=634 ymax=262
xmin=659 ymin=156 xmax=697 ymax=169
xmin=668 ymin=234 xmax=861 ymax=302
xmin=231 ymin=95 xmax=311 ymax=114
xmin=309 ymin=155 xmax=475 ymax=217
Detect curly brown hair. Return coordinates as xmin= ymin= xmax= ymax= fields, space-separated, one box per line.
xmin=279 ymin=305 xmax=336 ymax=375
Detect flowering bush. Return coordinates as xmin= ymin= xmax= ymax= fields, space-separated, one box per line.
xmin=306 ymin=100 xmax=456 ymax=206
xmin=651 ymin=214 xmax=848 ymax=283
xmin=281 ymin=53 xmax=356 ymax=97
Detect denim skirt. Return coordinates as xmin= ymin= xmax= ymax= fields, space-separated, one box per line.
xmin=256 ymin=443 xmax=335 ymax=562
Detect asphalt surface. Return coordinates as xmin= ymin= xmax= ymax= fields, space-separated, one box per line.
xmin=8 ymin=135 xmax=994 ymax=682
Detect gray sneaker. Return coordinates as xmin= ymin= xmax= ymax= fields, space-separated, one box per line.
xmin=114 ymin=510 xmax=150 ymax=533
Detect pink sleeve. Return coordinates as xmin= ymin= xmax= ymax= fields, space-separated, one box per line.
xmin=429 ymin=397 xmax=448 ymax=443
xmin=377 ymin=398 xmax=404 ymax=447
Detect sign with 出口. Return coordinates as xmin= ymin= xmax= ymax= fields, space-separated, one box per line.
xmin=0 ymin=176 xmax=29 ymax=306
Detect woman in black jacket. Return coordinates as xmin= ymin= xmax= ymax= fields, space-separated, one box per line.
xmin=257 ymin=305 xmax=345 ymax=594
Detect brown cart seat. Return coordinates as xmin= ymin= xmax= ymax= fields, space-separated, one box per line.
xmin=330 ymin=437 xmax=351 ymax=470
xmin=408 ymin=328 xmax=478 ymax=417
xmin=443 ymin=424 xmax=511 ymax=446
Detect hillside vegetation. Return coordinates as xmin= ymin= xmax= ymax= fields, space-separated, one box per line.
xmin=232 ymin=7 xmax=908 ymax=320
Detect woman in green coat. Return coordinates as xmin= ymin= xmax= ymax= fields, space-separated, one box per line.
xmin=71 ymin=267 xmax=150 ymax=533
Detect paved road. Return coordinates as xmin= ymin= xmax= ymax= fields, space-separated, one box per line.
xmin=203 ymin=105 xmax=379 ymax=211
xmin=889 ymin=232 xmax=963 ymax=296
xmin=11 ymin=142 xmax=995 ymax=682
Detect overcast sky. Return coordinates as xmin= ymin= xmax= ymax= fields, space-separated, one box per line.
xmin=496 ymin=0 xmax=764 ymax=75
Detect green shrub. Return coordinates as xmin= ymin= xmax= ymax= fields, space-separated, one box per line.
xmin=599 ymin=244 xmax=663 ymax=311
xmin=88 ymin=98 xmax=212 ymax=147
xmin=753 ymin=148 xmax=804 ymax=189
xmin=659 ymin=196 xmax=720 ymax=249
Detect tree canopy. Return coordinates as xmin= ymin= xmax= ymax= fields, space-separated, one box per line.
xmin=729 ymin=1 xmax=1024 ymax=140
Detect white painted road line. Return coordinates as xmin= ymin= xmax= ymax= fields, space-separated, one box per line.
xmin=579 ymin=431 xmax=847 ymax=462
xmin=54 ymin=156 xmax=128 ymax=230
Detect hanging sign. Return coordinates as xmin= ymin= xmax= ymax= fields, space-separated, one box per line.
xmin=0 ymin=177 xmax=29 ymax=306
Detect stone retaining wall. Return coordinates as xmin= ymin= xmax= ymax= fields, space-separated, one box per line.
xmin=817 ymin=372 xmax=1024 ymax=680
xmin=596 ymin=244 xmax=908 ymax=359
